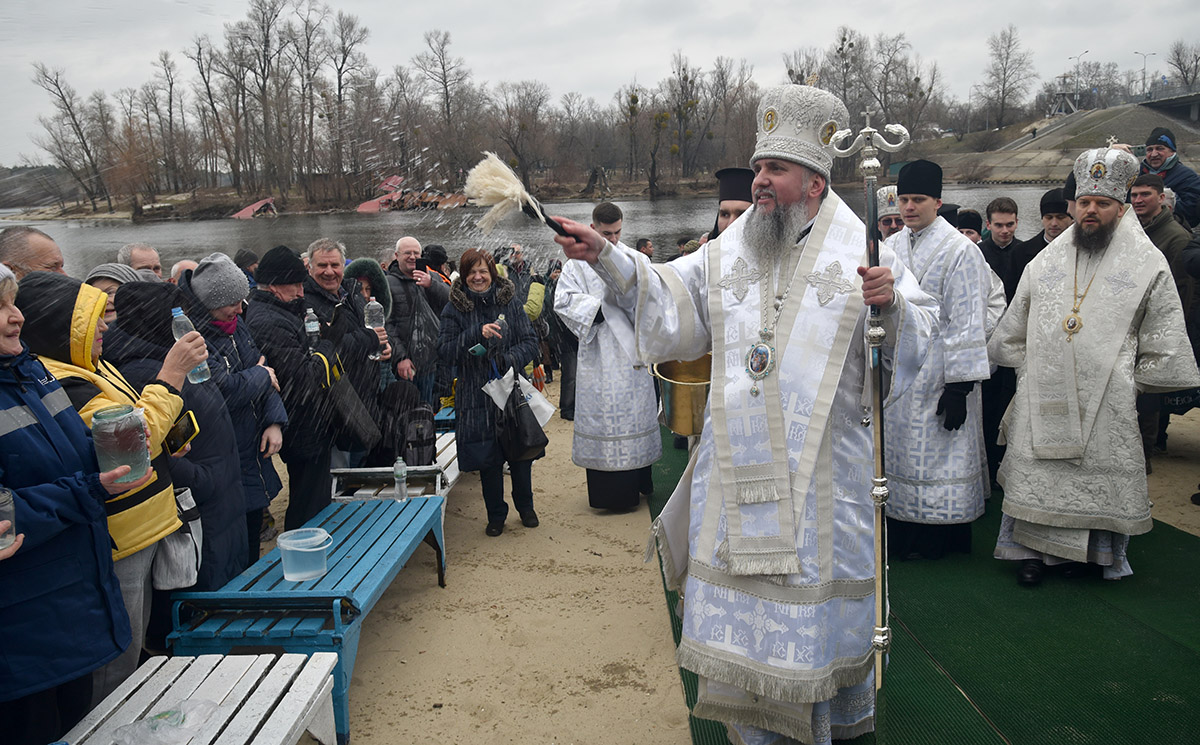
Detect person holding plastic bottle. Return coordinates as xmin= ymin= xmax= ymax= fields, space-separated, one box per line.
xmin=181 ymin=253 xmax=288 ymax=568
xmin=438 ymin=248 xmax=541 ymax=536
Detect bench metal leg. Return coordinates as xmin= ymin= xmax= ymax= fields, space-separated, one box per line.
xmin=423 ymin=529 xmax=447 ymax=588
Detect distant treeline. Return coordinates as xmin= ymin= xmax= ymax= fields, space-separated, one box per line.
xmin=0 ymin=166 xmax=80 ymax=210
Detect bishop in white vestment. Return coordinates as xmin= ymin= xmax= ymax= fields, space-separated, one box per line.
xmin=555 ymin=85 xmax=937 ymax=745
xmin=883 ymin=159 xmax=993 ymax=560
xmin=991 ymin=147 xmax=1200 ymax=585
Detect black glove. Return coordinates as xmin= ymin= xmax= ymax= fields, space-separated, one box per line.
xmin=936 ymin=381 xmax=974 ymax=431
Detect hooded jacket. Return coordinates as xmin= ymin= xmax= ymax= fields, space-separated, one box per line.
xmin=103 ymin=282 xmax=247 ymax=591
xmin=16 ymin=271 xmax=182 ymax=561
xmin=0 ymin=342 xmax=131 ymax=701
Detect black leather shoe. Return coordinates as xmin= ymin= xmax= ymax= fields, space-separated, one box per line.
xmin=519 ymin=510 xmax=539 ymax=528
xmin=1017 ymin=559 xmax=1044 ymax=587
xmin=1060 ymin=562 xmax=1095 ymax=579
xmin=485 ymin=522 xmax=504 ymax=537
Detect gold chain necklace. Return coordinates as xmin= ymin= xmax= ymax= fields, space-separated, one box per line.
xmin=1063 ymin=252 xmax=1101 ymax=342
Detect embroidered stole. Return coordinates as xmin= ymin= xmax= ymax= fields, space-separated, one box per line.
xmin=1027 ymin=214 xmax=1155 ymax=460
xmin=708 ymin=193 xmax=865 ymax=575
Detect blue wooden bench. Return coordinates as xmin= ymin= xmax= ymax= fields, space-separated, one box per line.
xmin=434 ymin=405 xmax=455 ymax=432
xmin=169 ymin=497 xmax=445 ymax=745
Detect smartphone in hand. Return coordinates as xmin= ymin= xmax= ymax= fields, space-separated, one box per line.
xmin=468 ymin=343 xmax=487 ymax=356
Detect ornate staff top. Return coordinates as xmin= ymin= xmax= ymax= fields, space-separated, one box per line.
xmin=831 ymin=112 xmax=911 ymax=182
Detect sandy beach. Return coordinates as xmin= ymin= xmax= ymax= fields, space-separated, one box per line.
xmin=266 ymin=380 xmax=1200 ymax=745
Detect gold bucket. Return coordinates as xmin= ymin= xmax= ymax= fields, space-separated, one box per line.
xmin=653 ymin=354 xmax=712 ymax=437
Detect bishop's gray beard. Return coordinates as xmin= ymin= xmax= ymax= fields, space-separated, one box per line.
xmin=1072 ymin=218 xmax=1117 ymax=253
xmin=745 ymin=200 xmax=812 ymax=263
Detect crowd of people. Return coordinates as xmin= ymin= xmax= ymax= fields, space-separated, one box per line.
xmin=3 ymin=82 xmax=1200 ymax=745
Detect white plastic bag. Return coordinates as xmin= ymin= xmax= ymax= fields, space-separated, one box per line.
xmin=481 ymin=367 xmax=555 ymax=427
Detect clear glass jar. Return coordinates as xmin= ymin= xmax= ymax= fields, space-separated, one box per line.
xmin=91 ymin=405 xmax=151 ymax=484
xmin=0 ymin=489 xmax=15 ymax=550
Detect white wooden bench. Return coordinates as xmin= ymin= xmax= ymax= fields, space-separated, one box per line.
xmin=330 ymin=431 xmax=460 ymax=500
xmin=65 ymin=653 xmax=338 ymax=745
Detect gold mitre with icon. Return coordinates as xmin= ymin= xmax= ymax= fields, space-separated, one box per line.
xmin=751 ymin=84 xmax=849 ymax=180
xmin=1072 ymin=147 xmax=1139 ymax=203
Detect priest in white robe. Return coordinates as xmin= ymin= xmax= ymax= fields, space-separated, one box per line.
xmin=555 ymin=202 xmax=662 ymax=511
xmin=882 ymin=159 xmax=994 ymax=560
xmin=553 ymin=85 xmax=937 ymax=745
xmin=991 ymin=147 xmax=1200 ymax=586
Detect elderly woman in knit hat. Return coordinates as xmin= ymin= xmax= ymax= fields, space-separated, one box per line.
xmin=183 ymin=252 xmax=288 ymax=566
xmin=86 ymin=262 xmax=143 ymax=323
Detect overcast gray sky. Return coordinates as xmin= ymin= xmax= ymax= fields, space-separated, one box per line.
xmin=1 ymin=0 xmax=1191 ymax=166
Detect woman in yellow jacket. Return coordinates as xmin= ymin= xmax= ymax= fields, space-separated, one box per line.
xmin=15 ymin=271 xmax=208 ymax=703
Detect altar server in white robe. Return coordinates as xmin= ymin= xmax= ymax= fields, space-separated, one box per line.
xmin=992 ymin=147 xmax=1200 ymax=586
xmin=553 ymin=84 xmax=937 ymax=745
xmin=882 ymin=159 xmax=993 ymax=560
xmin=555 ymin=202 xmax=662 ymax=511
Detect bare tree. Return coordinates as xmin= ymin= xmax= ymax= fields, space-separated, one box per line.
xmin=783 ymin=47 xmax=822 ymax=85
xmin=1166 ymin=40 xmax=1200 ymax=90
xmin=285 ymin=1 xmax=329 ymax=201
xmin=982 ymin=24 xmax=1036 ymax=128
xmin=412 ymin=30 xmax=473 ymax=185
xmin=491 ymin=80 xmax=552 ymax=191
xmin=326 ymin=10 xmax=369 ymax=196
xmin=31 ymin=63 xmax=113 ymax=211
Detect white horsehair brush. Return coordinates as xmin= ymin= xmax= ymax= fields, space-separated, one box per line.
xmin=463 ymin=152 xmax=569 ymax=236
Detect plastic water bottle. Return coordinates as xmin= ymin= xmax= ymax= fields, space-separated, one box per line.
xmin=304 ymin=308 xmax=320 ymax=351
xmin=170 ymin=308 xmax=210 ymax=383
xmin=489 ymin=313 xmax=509 ymax=349
xmin=393 ymin=456 xmax=408 ymax=502
xmin=365 ymin=296 xmax=385 ymax=361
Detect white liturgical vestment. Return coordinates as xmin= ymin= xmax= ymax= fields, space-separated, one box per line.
xmin=590 ymin=193 xmax=936 ymax=743
xmin=555 ymin=249 xmax=662 ymax=472
xmin=991 ymin=212 xmax=1200 ymax=577
xmin=883 ymin=216 xmax=993 ymax=525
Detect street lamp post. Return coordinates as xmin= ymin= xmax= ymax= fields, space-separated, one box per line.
xmin=1069 ymin=50 xmax=1089 ymax=109
xmin=1135 ymin=51 xmax=1156 ymax=97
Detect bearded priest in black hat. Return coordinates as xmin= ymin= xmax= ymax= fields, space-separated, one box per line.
xmin=883 ymin=159 xmax=994 ymax=562
xmin=551 ymin=84 xmax=939 ymax=744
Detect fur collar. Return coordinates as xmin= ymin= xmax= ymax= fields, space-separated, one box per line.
xmin=449 ymin=275 xmax=515 ymax=313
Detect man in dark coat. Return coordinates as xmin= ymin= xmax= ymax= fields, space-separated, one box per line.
xmin=386 ymin=236 xmax=449 ymax=404
xmin=303 ymin=238 xmax=386 ymax=462
xmin=978 ymin=196 xmax=1022 ymax=302
xmin=243 ymin=246 xmax=340 ymax=530
xmin=1140 ymin=126 xmax=1200 ymax=225
xmin=1011 ymin=188 xmax=1073 ymax=282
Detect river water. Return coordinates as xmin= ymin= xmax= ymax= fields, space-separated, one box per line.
xmin=10 ymin=184 xmax=1057 ymax=278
